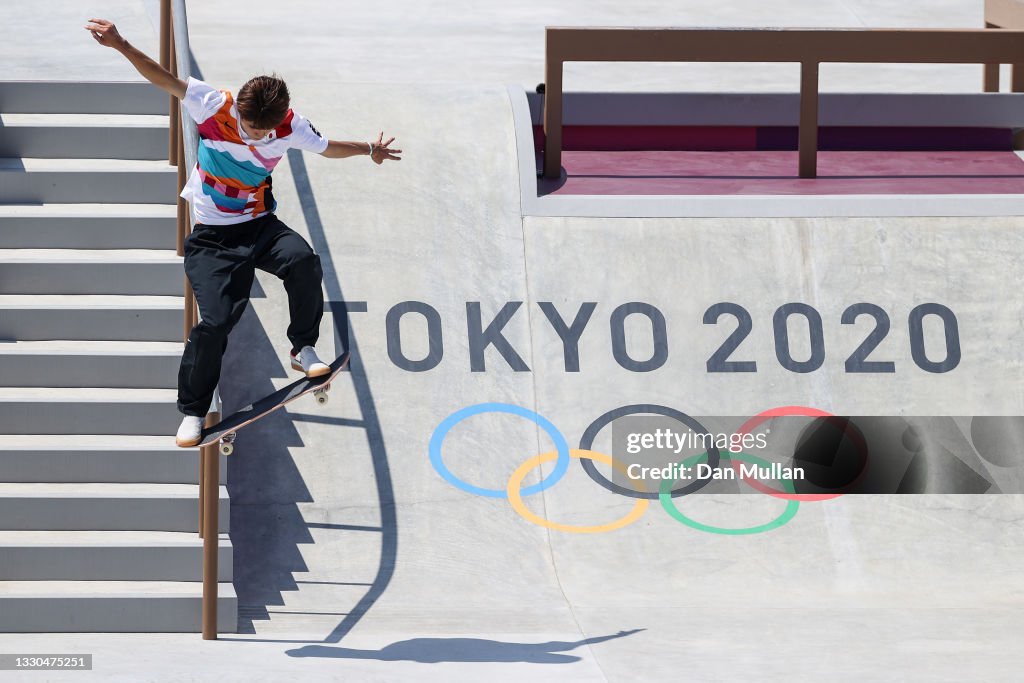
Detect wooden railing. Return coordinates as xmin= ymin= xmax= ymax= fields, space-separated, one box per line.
xmin=159 ymin=0 xmax=222 ymax=641
xmin=541 ymin=27 xmax=1024 ymax=180
xmin=985 ymin=0 xmax=1024 ymax=90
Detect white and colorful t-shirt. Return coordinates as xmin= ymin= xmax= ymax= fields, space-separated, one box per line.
xmin=179 ymin=76 xmax=328 ymax=225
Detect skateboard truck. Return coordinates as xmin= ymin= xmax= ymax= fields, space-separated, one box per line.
xmin=219 ymin=431 xmax=236 ymax=456
xmin=313 ymin=382 xmax=331 ymax=405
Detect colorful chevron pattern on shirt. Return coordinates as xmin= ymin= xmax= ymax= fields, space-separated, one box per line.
xmin=179 ymin=77 xmax=328 ymax=225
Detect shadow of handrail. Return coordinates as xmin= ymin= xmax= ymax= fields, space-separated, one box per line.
xmin=286 ymin=148 xmax=398 ymax=644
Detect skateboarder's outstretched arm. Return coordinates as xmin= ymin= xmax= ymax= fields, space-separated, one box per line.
xmin=85 ymin=18 xmax=186 ymax=99
xmin=322 ymin=132 xmax=403 ymax=165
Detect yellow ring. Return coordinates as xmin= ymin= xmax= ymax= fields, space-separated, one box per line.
xmin=506 ymin=448 xmax=649 ymax=534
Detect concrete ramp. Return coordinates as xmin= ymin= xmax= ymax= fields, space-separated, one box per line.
xmin=4 ymin=1 xmax=1022 ymax=676
xmin=201 ymin=83 xmax=1024 ymax=680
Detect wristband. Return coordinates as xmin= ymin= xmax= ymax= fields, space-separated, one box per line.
xmin=367 ymin=142 xmax=375 ymax=157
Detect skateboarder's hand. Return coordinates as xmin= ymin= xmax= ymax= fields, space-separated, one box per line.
xmin=371 ymin=131 xmax=402 ymax=164
xmin=85 ymin=18 xmax=127 ymax=50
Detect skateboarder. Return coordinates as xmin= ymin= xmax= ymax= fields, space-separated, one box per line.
xmin=86 ymin=18 xmax=402 ymax=447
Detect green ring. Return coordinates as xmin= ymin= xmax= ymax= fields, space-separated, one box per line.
xmin=658 ymin=452 xmax=800 ymax=535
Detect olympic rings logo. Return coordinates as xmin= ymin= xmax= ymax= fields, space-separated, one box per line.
xmin=429 ymin=403 xmax=866 ymax=535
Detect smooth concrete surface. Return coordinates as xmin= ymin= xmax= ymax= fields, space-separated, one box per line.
xmin=214 ymin=82 xmax=1024 ymax=680
xmin=0 ymin=82 xmax=167 ymax=114
xmin=0 ymin=113 xmax=169 ymax=159
xmin=4 ymin=1 xmax=1024 ymax=681
xmin=182 ymin=0 xmax=1009 ymax=93
xmin=0 ymin=530 xmax=233 ymax=581
xmin=0 ymin=340 xmax=181 ymax=388
xmin=0 ymin=250 xmax=182 ymax=296
xmin=3 ymin=1 xmax=159 ymax=82
xmin=5 ymin=0 xmax=1015 ymax=92
xmin=0 ymin=204 xmax=178 ymax=250
xmin=0 ymin=294 xmax=183 ymax=342
xmin=0 ymin=434 xmax=212 ymax=485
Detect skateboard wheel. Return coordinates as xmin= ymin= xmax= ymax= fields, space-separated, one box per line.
xmin=316 ymin=392 xmax=329 ymax=406
xmin=220 ymin=442 xmax=234 ymax=456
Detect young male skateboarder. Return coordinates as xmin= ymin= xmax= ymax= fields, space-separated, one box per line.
xmin=85 ymin=18 xmax=402 ymax=447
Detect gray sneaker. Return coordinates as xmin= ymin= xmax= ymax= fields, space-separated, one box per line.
xmin=290 ymin=345 xmax=331 ymax=378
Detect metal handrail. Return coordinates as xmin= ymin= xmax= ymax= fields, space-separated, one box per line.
xmin=541 ymin=26 xmax=1024 ymax=180
xmin=171 ymin=0 xmax=198 ymax=178
xmin=161 ymin=0 xmax=222 ymax=641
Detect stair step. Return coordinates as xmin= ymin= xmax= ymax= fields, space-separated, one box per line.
xmin=0 ymin=483 xmax=228 ymax=532
xmin=0 ymin=114 xmax=168 ymax=126
xmin=0 ymin=531 xmax=232 ymax=581
xmin=0 ymin=204 xmax=177 ymax=249
xmin=0 ymin=434 xmax=220 ymax=484
xmin=0 ymin=158 xmax=177 ymax=204
xmin=0 ymin=114 xmax=170 ymax=159
xmin=0 ymin=248 xmax=181 ymax=261
xmin=0 ymin=581 xmax=237 ymax=632
xmin=0 ymin=249 xmax=183 ymax=295
xmin=0 ymin=387 xmax=182 ymax=435
xmin=0 ymin=81 xmax=167 ymax=114
xmin=0 ymin=340 xmax=182 ymax=388
xmin=0 ymin=294 xmax=183 ymax=341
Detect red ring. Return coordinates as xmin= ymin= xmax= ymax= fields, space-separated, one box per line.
xmin=734 ymin=406 xmax=869 ymax=501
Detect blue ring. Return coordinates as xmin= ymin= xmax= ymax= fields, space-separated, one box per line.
xmin=429 ymin=402 xmax=571 ymax=498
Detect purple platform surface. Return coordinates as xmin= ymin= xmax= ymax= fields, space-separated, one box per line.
xmin=540 ymin=150 xmax=1024 ymax=196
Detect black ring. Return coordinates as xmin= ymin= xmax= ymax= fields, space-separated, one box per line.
xmin=579 ymin=404 xmax=721 ymax=499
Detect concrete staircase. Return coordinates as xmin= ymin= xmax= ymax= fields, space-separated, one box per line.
xmin=0 ymin=82 xmax=235 ymax=632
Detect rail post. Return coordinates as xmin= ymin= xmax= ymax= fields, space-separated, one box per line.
xmin=984 ymin=22 xmax=1001 ymax=91
xmin=798 ymin=61 xmax=820 ymax=179
xmin=201 ymin=407 xmax=220 ymax=639
xmin=542 ymin=49 xmax=563 ymax=180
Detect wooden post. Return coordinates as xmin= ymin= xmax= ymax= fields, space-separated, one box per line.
xmin=169 ymin=28 xmax=180 ymax=167
xmin=176 ymin=124 xmax=187 ymax=258
xmin=984 ymin=63 xmax=1002 ymax=91
xmin=1010 ymin=59 xmax=1024 ymax=149
xmin=542 ymin=56 xmax=563 ymax=180
xmin=201 ymin=411 xmax=219 ymax=640
xmin=198 ymin=446 xmax=205 ymax=538
xmin=984 ymin=22 xmax=1001 ymax=91
xmin=160 ymin=0 xmax=174 ymax=165
xmin=184 ymin=282 xmax=195 ymax=342
xmin=177 ymin=124 xmax=193 ymax=342
xmin=799 ymin=61 xmax=820 ymax=179
xmin=1012 ymin=62 xmax=1024 ymax=91
xmin=159 ymin=0 xmax=170 ymax=67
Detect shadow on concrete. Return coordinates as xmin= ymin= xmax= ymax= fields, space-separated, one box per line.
xmin=224 ymin=153 xmax=396 ymax=640
xmin=222 ymin=279 xmax=312 ymax=634
xmin=284 ymin=630 xmax=644 ymax=664
xmin=288 ymin=149 xmax=398 ymax=645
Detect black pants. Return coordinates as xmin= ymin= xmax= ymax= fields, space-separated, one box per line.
xmin=177 ymin=213 xmax=324 ymax=416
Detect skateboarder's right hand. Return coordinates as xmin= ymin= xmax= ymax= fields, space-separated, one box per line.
xmin=85 ymin=18 xmax=128 ymax=50
xmin=84 ymin=17 xmax=186 ymax=99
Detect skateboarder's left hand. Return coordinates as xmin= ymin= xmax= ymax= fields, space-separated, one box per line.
xmin=371 ymin=131 xmax=402 ymax=164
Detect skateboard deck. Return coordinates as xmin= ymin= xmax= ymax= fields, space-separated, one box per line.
xmin=198 ymin=352 xmax=350 ymax=454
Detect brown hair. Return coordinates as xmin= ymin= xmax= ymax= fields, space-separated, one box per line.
xmin=236 ymin=75 xmax=290 ymax=129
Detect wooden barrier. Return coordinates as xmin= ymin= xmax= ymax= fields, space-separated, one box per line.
xmin=542 ymin=27 xmax=1024 ymax=179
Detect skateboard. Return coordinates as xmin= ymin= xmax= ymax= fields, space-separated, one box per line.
xmin=198 ymin=352 xmax=350 ymax=456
